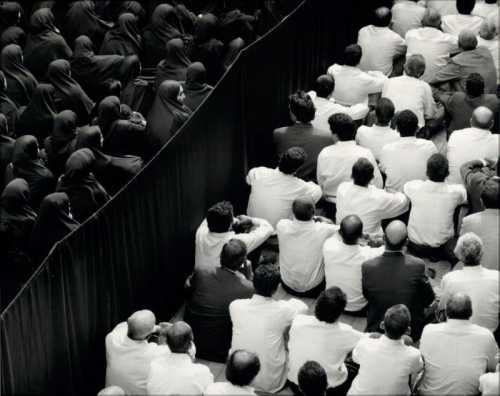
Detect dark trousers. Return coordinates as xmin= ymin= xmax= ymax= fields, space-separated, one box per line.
xmin=282 ymin=279 xmax=326 ymax=299
xmin=317 ymin=199 xmax=337 ymax=223
xmin=408 ymin=239 xmax=458 ymax=267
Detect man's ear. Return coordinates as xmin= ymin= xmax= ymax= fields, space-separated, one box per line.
xmin=406 ymin=326 xmax=412 ymax=336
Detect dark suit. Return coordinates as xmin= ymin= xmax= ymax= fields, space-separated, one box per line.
xmin=362 ymin=251 xmax=435 ymax=340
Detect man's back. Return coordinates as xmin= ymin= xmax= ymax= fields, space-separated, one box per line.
xmin=444 ymin=92 xmax=500 ymax=133
xmin=441 ymin=14 xmax=484 ymax=36
xmin=356 ymin=124 xmax=400 ymax=161
xmin=391 ymin=1 xmax=425 ymax=38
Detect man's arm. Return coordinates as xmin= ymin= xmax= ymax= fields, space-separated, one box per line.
xmin=417 ymin=264 xmax=436 ymax=307
xmin=368 ymin=153 xmax=384 ymax=188
xmin=430 ymin=59 xmax=460 ymax=86
xmin=235 ymin=216 xmax=274 ymax=253
xmin=378 ymin=191 xmax=410 ymax=219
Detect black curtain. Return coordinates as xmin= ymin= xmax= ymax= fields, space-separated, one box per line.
xmin=1 ymin=1 xmax=372 ymax=394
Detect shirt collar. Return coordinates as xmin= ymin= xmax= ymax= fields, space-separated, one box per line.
xmin=446 ymin=319 xmax=470 ymax=327
xmin=380 ymin=335 xmax=405 ymax=345
xmin=461 ymin=265 xmax=482 ymax=271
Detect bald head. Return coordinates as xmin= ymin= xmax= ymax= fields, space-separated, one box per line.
xmin=422 ymin=8 xmax=441 ymax=28
xmin=458 ymin=30 xmax=478 ymax=50
xmin=471 ymin=106 xmax=494 ymax=129
xmin=404 ymin=54 xmax=426 ymax=78
xmin=97 ymin=386 xmax=125 ymax=396
xmin=374 ymin=7 xmax=392 ymax=27
xmin=226 ymin=350 xmax=261 ymax=387
xmin=127 ymin=310 xmax=156 ymax=340
xmin=446 ymin=292 xmax=473 ymax=320
xmin=292 ymin=197 xmax=315 ymax=221
xmin=339 ymin=215 xmax=363 ymax=245
xmin=384 ymin=220 xmax=407 ymax=250
xmin=166 ymin=321 xmax=193 ymax=353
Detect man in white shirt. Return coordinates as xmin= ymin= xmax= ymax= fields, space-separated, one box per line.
xmin=146 ymin=322 xmax=213 ymax=395
xmin=447 ymin=106 xmax=499 ymax=184
xmin=357 ymin=7 xmax=407 ymax=76
xmin=195 ymin=201 xmax=273 ymax=269
xmin=105 ymin=310 xmax=170 ymax=395
xmin=356 ymin=98 xmax=400 ymax=161
xmin=382 ymin=55 xmax=437 ymax=127
xmin=405 ymin=9 xmax=459 ymax=83
xmin=480 ymin=367 xmax=500 ymax=396
xmin=391 ymin=0 xmax=425 ymax=37
xmin=478 ymin=19 xmax=499 ymax=84
xmin=97 ymin=386 xmax=125 ymax=396
xmin=348 ymin=305 xmax=423 ymax=395
xmin=473 ymin=0 xmax=500 ymax=19
xmin=327 ymin=44 xmax=387 ymax=106
xmin=277 ymin=197 xmax=338 ymax=297
xmin=323 ymin=215 xmax=384 ymax=314
xmin=317 ymin=113 xmax=382 ymax=210
xmin=440 ymin=233 xmax=499 ymax=332
xmin=420 ymin=0 xmax=458 ymax=16
xmin=380 ymin=110 xmax=438 ymax=192
xmin=405 ymin=153 xmax=467 ymax=264
xmin=288 ymin=287 xmax=363 ymax=394
xmin=229 ymin=264 xmax=308 ymax=393
xmin=442 ymin=0 xmax=484 ymax=35
xmin=247 ymin=147 xmax=322 ymax=227
xmin=336 ymin=159 xmax=409 ymax=235
xmin=204 ymin=350 xmax=260 ymax=396
xmin=297 ymin=362 xmax=329 ymax=396
xmin=418 ymin=293 xmax=498 ymax=396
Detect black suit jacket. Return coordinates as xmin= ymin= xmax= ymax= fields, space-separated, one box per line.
xmin=362 ymin=251 xmax=435 ymax=340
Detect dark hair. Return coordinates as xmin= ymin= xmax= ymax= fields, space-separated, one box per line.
xmin=457 ymin=0 xmax=476 ymax=14
xmin=446 ymin=293 xmax=473 ymax=320
xmin=315 ymin=287 xmax=347 ymax=323
xmin=226 ymin=350 xmax=260 ymax=386
xmin=289 ymin=91 xmax=316 ymax=123
xmin=352 ymin=158 xmax=374 ymax=186
xmin=481 ymin=179 xmax=500 ymax=209
xmin=292 ymin=198 xmax=315 ymax=221
xmin=373 ymin=7 xmax=392 ymax=27
xmin=426 ymin=154 xmax=449 ymax=182
xmin=344 ymin=44 xmax=362 ymax=67
xmin=395 ymin=110 xmax=418 ymax=137
xmin=465 ymin=73 xmax=485 ymax=98
xmin=253 ymin=264 xmax=280 ymax=297
xmin=166 ymin=322 xmax=193 ymax=353
xmin=298 ymin=361 xmax=328 ymax=396
xmin=329 ymin=113 xmax=355 ymax=141
xmin=315 ymin=75 xmax=335 ymax=98
xmin=383 ymin=304 xmax=411 ymax=339
xmin=206 ymin=201 xmax=234 ymax=232
xmin=339 ymin=215 xmax=363 ymax=245
xmin=220 ymin=239 xmax=247 ymax=270
xmin=278 ymin=147 xmax=307 ymax=175
xmin=375 ymin=98 xmax=395 ymax=125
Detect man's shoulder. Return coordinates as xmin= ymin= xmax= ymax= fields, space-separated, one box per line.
xmin=403 ymin=253 xmax=426 ymax=268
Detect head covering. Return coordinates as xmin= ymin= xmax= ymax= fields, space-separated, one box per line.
xmin=0 ymin=26 xmax=25 ymax=49
xmin=44 ymin=110 xmax=78 ymax=177
xmin=146 ymin=80 xmax=191 ymax=153
xmin=0 ymin=2 xmax=22 ymax=32
xmin=0 ymin=69 xmax=18 ymax=134
xmin=0 ymin=178 xmax=37 ymax=237
xmin=29 ymin=192 xmax=79 ymax=264
xmin=97 ymin=95 xmax=121 ymax=138
xmin=100 ymin=12 xmax=142 ymax=56
xmin=155 ymin=38 xmax=191 ymax=87
xmin=223 ymin=37 xmax=245 ymax=67
xmin=64 ymin=1 xmax=110 ymax=47
xmin=1 ymin=44 xmax=38 ymax=107
xmin=182 ymin=62 xmax=213 ymax=111
xmin=194 ymin=13 xmax=218 ymax=43
xmin=118 ymin=1 xmax=146 ymax=26
xmin=29 ymin=6 xmax=59 ymax=34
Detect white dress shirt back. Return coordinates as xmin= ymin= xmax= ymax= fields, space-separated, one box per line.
xmin=323 ymin=234 xmax=384 ymax=312
xmin=355 ymin=124 xmax=400 ymax=161
xmin=229 ymin=295 xmax=308 ymax=393
xmin=441 ymin=266 xmax=499 ymax=332
xmin=308 ymin=91 xmax=369 ymax=128
xmin=246 ymin=167 xmax=322 ymax=228
xmin=479 ymin=372 xmax=500 ymax=396
xmin=418 ymin=320 xmax=498 ymax=396
xmin=391 ymin=1 xmax=426 ymax=37
xmin=277 ymin=219 xmax=338 ymax=292
xmin=472 ymin=2 xmax=499 ymax=19
xmin=288 ymin=315 xmax=362 ymax=387
xmin=441 ymin=14 xmax=484 ymax=36
xmin=204 ymin=382 xmax=257 ymax=395
xmin=404 ymin=180 xmax=467 ymax=246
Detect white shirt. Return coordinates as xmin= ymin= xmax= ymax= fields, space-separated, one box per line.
xmin=380 ymin=137 xmax=438 ymax=192
xmin=391 ymin=1 xmax=426 ymax=37
xmin=317 ymin=141 xmax=382 ymax=203
xmin=441 ymin=266 xmax=499 ymax=332
xmin=479 ymin=372 xmax=500 ymax=396
xmin=447 ymin=127 xmax=500 ymax=184
xmin=336 ymin=182 xmax=409 ymax=235
xmin=246 ymin=167 xmax=322 ymax=228
xmin=147 ymin=353 xmax=213 ymax=395
xmin=229 ymin=295 xmax=308 ymax=393
xmin=404 ymin=180 xmax=467 ymax=246
xmin=288 ymin=315 xmax=363 ymax=387
xmin=358 ymin=25 xmax=407 ymax=76
xmin=442 ymin=14 xmax=484 ymax=36
xmin=348 ymin=335 xmax=423 ymax=396
xmin=105 ymin=322 xmax=170 ymax=395
xmin=194 ymin=218 xmax=273 ymax=269
xmin=418 ymin=320 xmax=498 ymax=396
xmin=355 ymin=124 xmax=400 ymax=161
xmin=277 ymin=218 xmax=338 ymax=292
xmin=323 ymin=234 xmax=384 ymax=311
xmin=478 ymin=36 xmax=500 ymax=84
xmin=204 ymin=382 xmax=257 ymax=395
xmin=405 ymin=27 xmax=458 ymax=83
xmin=420 ymin=0 xmax=458 ymax=16
xmin=327 ymin=64 xmax=387 ymax=106
xmin=472 ymin=2 xmax=499 ymax=19
xmin=382 ymin=75 xmax=437 ymax=127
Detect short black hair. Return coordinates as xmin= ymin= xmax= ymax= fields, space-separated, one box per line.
xmin=457 ymin=0 xmax=476 ymax=14
xmin=344 ymin=44 xmax=362 ymax=67
xmin=315 ymin=75 xmax=335 ymax=98
xmin=220 ymin=239 xmax=247 ymax=270
xmin=292 ymin=198 xmax=315 ymax=221
xmin=352 ymin=158 xmax=374 ymax=186
xmin=465 ymin=73 xmax=485 ymax=98
xmin=253 ymin=264 xmax=280 ymax=297
xmin=426 ymin=153 xmax=449 ymax=182
xmin=315 ymin=287 xmax=347 ymax=323
xmin=206 ymin=201 xmax=234 ymax=232
xmin=395 ymin=110 xmax=418 ymax=137
xmin=289 ymin=91 xmax=316 ymax=123
xmin=226 ymin=350 xmax=260 ymax=386
xmin=329 ymin=113 xmax=355 ymax=141
xmin=298 ymin=361 xmax=328 ymax=396
xmin=481 ymin=179 xmax=500 ymax=209
xmin=446 ymin=293 xmax=473 ymax=320
xmin=373 ymin=7 xmax=392 ymax=27
xmin=383 ymin=304 xmax=411 ymax=340
xmin=375 ymin=97 xmax=395 ymax=125
xmin=278 ymin=147 xmax=307 ymax=175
